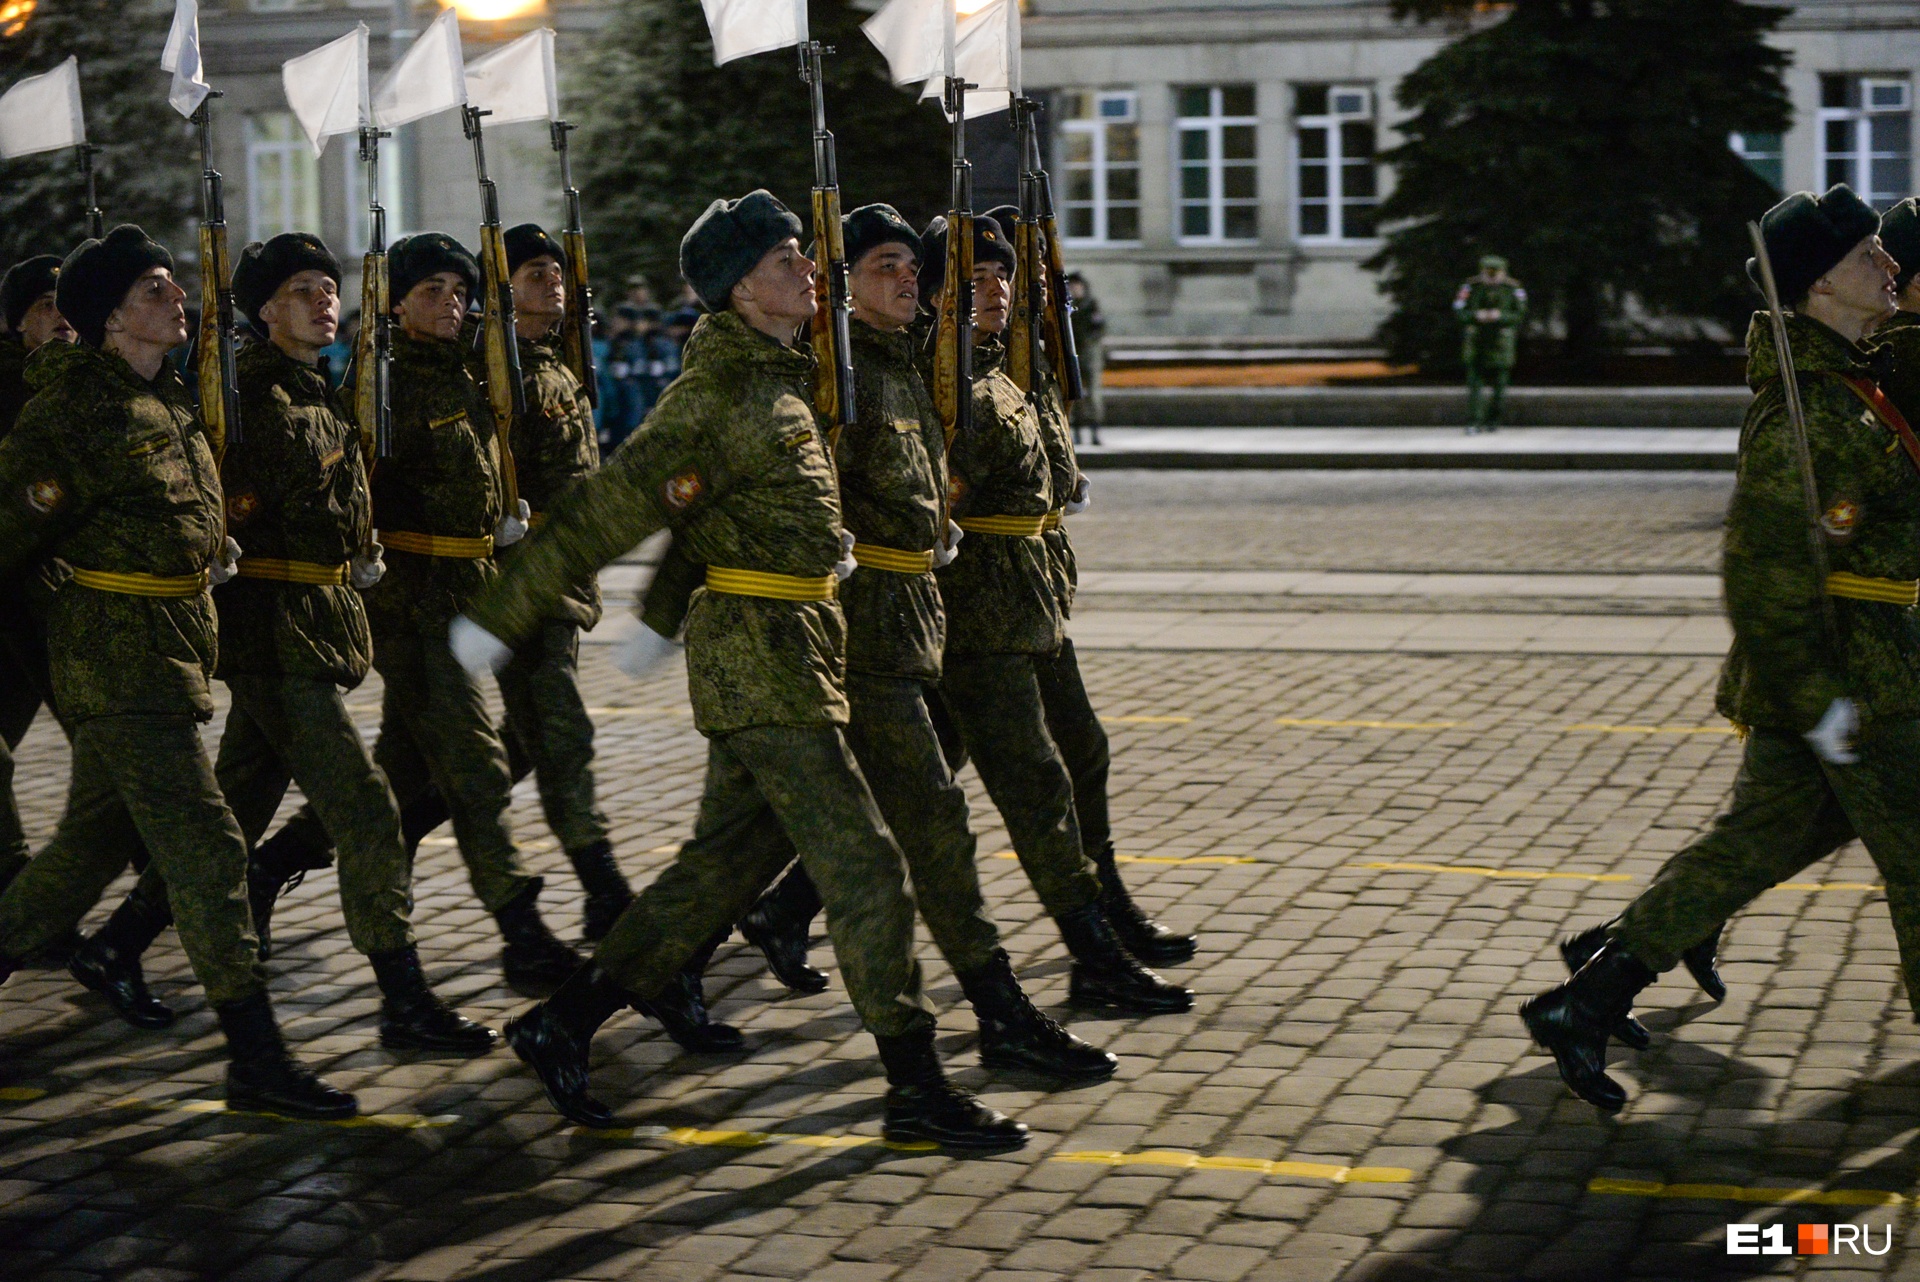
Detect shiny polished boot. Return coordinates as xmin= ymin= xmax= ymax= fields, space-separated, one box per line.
xmin=246 ymin=822 xmax=335 ymax=962
xmin=69 ymin=892 xmax=176 ymax=1030
xmin=368 ymin=946 xmax=499 ymax=1056
xmin=1056 ymin=903 xmax=1193 ymax=1015
xmin=1521 ymin=941 xmax=1657 ymax=1113
xmin=217 ymin=991 xmax=358 ymax=1120
xmin=1682 ymin=925 xmax=1727 ymax=1002
xmin=956 ymin=950 xmax=1115 ymax=1082
xmin=874 ymin=1023 xmax=1028 ymax=1150
xmin=505 ymin=963 xmax=629 ymax=1129
xmin=631 ymin=930 xmax=744 ymax=1053
xmin=1091 ymin=842 xmax=1196 ymax=965
xmin=738 ymin=863 xmax=828 ymax=994
xmin=1558 ymin=924 xmax=1651 ymax=1051
xmin=567 ymin=839 xmax=634 ymax=945
xmin=494 ymin=879 xmax=585 ymax=994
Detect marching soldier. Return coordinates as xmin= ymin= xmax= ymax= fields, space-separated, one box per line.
xmin=0 ymin=225 xmax=354 ymax=1118
xmin=452 ymin=191 xmax=1027 ymax=1148
xmin=1877 ymin=197 xmax=1920 ymax=418
xmin=1524 ymin=186 xmax=1920 ymax=1114
xmin=1453 ymin=254 xmax=1526 ymax=433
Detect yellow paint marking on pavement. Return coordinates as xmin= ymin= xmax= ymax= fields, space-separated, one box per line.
xmin=578 ymin=1123 xmax=936 ymax=1153
xmin=112 ymin=1097 xmax=460 ymax=1130
xmin=0 ymin=1086 xmax=47 ymax=1102
xmin=1358 ymin=861 xmax=1633 ymax=883
xmin=1770 ymin=881 xmax=1882 ymax=893
xmin=585 ymin=706 xmax=690 ymax=717
xmin=1104 ymin=715 xmax=1193 ymax=724
xmin=1590 ymin=1177 xmax=1903 ymax=1207
xmin=990 ymin=851 xmax=1256 ymax=866
xmin=1564 ymin=724 xmax=1738 ymax=735
xmin=1276 ymin=718 xmax=1457 ymax=730
xmin=1053 ymin=1149 xmax=1412 ymax=1184
xmin=648 ymin=844 xmax=680 ymax=854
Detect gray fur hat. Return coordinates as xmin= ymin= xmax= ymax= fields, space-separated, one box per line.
xmin=679 ymin=190 xmax=804 ymax=311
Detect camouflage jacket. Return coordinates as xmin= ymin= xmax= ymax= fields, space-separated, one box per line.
xmin=839 ymin=319 xmax=946 ymax=681
xmin=0 ymin=342 xmax=222 ymax=722
xmin=505 ymin=331 xmax=602 ymax=629
xmin=213 ymin=340 xmax=374 ymax=687
xmin=1716 ymin=312 xmax=1920 ymax=732
xmin=469 ymin=310 xmax=848 ymax=736
xmin=361 ymin=330 xmax=507 ymax=634
xmin=1876 ymin=309 xmax=1920 ymax=427
xmin=1454 ymin=277 xmax=1527 ymax=368
xmin=0 ymin=333 xmax=29 ymax=439
xmin=1031 ymin=355 xmax=1081 ymax=617
xmin=935 ymin=336 xmax=1062 ymax=658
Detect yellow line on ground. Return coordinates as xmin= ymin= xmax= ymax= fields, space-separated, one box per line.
xmin=585 ymin=706 xmax=690 ymax=716
xmin=1276 ymin=718 xmax=1457 ymax=730
xmin=1357 ymin=861 xmax=1634 ymax=883
xmin=112 ymin=1097 xmax=460 ymax=1130
xmin=1104 ymin=715 xmax=1194 ymax=724
xmin=1054 ymin=1149 xmax=1412 ymax=1184
xmin=1771 ymin=881 xmax=1881 ymax=892
xmin=1589 ymin=1177 xmax=1904 ymax=1207
xmin=580 ymin=1123 xmax=937 ymax=1153
xmin=989 ymin=851 xmax=1256 ymax=865
xmin=0 ymin=1086 xmax=46 ymax=1102
xmin=1564 ymin=724 xmax=1738 ymax=735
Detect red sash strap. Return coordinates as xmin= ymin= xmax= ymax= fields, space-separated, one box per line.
xmin=1839 ymin=374 xmax=1920 ymax=477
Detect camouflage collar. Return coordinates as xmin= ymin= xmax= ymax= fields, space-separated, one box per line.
xmin=850 ymin=317 xmax=914 ymax=365
xmin=973 ymin=332 xmax=1007 ymax=376
xmin=238 ymin=336 xmax=330 ymax=399
xmin=393 ymin=328 xmax=469 ymax=370
xmin=686 ymin=309 xmax=812 ymax=377
xmin=1878 ymin=309 xmax=1920 ymax=337
xmin=1745 ymin=310 xmax=1873 ymax=389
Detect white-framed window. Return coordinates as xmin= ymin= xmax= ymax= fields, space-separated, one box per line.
xmin=1820 ymin=75 xmax=1911 ymax=210
xmin=1058 ymin=89 xmax=1140 ymax=245
xmin=1730 ymin=131 xmax=1783 ymax=191
xmin=1294 ymin=83 xmax=1378 ymax=242
xmin=246 ymin=113 xmax=319 ymax=242
xmin=1176 ymin=84 xmax=1257 ymax=243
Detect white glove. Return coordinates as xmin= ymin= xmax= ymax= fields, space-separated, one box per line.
xmin=494 ymin=499 xmax=532 ymax=548
xmin=208 ymin=536 xmax=242 ymax=586
xmin=350 ymin=542 xmax=386 ymax=590
xmin=1063 ymin=475 xmax=1091 ymax=516
xmin=1806 ymin=696 xmax=1859 ymax=765
xmin=932 ymin=520 xmax=964 ymax=569
xmin=448 ymin=615 xmax=514 ymax=677
xmin=833 ymin=529 xmax=857 ymax=581
xmin=616 ymin=622 xmax=683 ymax=680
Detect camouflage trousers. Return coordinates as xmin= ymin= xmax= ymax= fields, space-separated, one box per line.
xmin=497 ymin=620 xmax=609 ymax=855
xmin=371 ymin=626 xmax=532 ymax=913
xmin=1034 ymin=638 xmax=1113 ymax=857
xmin=214 ymin=676 xmax=413 ymax=955
xmin=594 ymin=722 xmax=933 ymax=1039
xmin=938 ymin=652 xmax=1103 ymax=917
xmin=0 ymin=714 xmax=264 ymax=1005
xmin=1465 ymin=362 xmax=1511 ymax=428
xmin=1611 ymin=722 xmax=1920 ymax=1017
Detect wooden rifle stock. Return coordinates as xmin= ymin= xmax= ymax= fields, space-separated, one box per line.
xmin=934 ymin=75 xmax=974 ymax=452
xmin=465 ymin=107 xmax=524 ymax=512
xmin=355 ymin=125 xmax=393 ymax=460
xmin=193 ymin=95 xmax=241 ymax=454
xmin=1019 ymin=98 xmax=1083 ymax=403
xmin=800 ymin=43 xmax=855 ymax=437
xmin=550 ymin=121 xmax=598 ymax=408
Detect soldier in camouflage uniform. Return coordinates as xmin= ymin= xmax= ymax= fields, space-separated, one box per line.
xmin=1453 ymin=254 xmax=1527 ymax=433
xmin=452 ymin=191 xmax=1026 ymax=1149
xmin=0 ymin=226 xmax=354 ymax=1118
xmin=1524 ymin=186 xmax=1920 ymax=1114
xmin=1876 ymin=198 xmax=1920 ymax=419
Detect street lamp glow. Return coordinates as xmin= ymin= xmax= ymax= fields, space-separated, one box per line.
xmin=0 ymin=1 xmax=37 ymax=38
xmin=441 ymin=0 xmax=545 ymax=21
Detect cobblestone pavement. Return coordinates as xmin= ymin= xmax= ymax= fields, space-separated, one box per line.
xmin=10 ymin=471 xmax=1920 ymax=1282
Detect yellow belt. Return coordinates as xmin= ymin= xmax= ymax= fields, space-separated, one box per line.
xmin=1043 ymin=508 xmax=1064 ymax=531
xmin=851 ymin=543 xmax=935 ymax=574
xmin=234 ymin=557 xmax=351 ymax=587
xmin=1827 ymin=571 xmax=1920 ymax=607
xmin=68 ymin=566 xmax=209 ymax=598
xmin=380 ymin=530 xmax=494 ymax=559
xmin=955 ymin=514 xmax=1049 ymax=537
xmin=704 ymin=566 xmax=838 ymax=602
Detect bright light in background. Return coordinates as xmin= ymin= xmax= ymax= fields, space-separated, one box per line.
xmin=0 ymin=1 xmax=36 ymax=38
xmin=441 ymin=0 xmax=546 ymax=20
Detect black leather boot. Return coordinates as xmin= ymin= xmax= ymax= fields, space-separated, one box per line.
xmin=874 ymin=1023 xmax=1028 ymax=1150
xmin=246 ymin=821 xmax=335 ymax=962
xmin=738 ymin=863 xmax=828 ymax=994
xmin=494 ymin=879 xmax=585 ymax=994
xmin=1558 ymin=924 xmax=1650 ymax=1051
xmin=505 ymin=963 xmax=629 ymax=1128
xmin=631 ymin=929 xmax=744 ymax=1053
xmin=1521 ymin=941 xmax=1657 ymax=1113
xmin=70 ymin=891 xmax=176 ymax=1030
xmin=566 ymin=839 xmax=634 ymax=944
xmin=1682 ymin=925 xmax=1727 ymax=1002
xmin=368 ymin=946 xmax=500 ymax=1056
xmin=1092 ymin=842 xmax=1196 ymax=965
xmin=957 ymin=950 xmax=1116 ymax=1082
xmin=1056 ymin=903 xmax=1193 ymax=1014
xmin=216 ymin=991 xmax=358 ymax=1120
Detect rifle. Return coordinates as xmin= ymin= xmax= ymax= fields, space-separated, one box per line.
xmin=1006 ymin=99 xmax=1038 ymax=393
xmin=75 ymin=142 xmax=102 ymax=239
xmin=800 ymin=40 xmax=855 ymax=439
xmin=355 ymin=123 xmax=393 ymax=459
xmin=463 ymin=105 xmax=524 ymax=512
xmin=1018 ymin=96 xmax=1083 ymax=403
xmin=932 ymin=73 xmax=973 ymax=454
xmin=549 ymin=119 xmax=598 ymax=409
xmin=192 ymin=93 xmax=240 ymax=454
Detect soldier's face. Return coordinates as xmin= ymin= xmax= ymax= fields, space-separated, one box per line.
xmin=107 ymin=267 xmax=188 ymax=351
xmin=1814 ymin=234 xmax=1898 ymax=322
xmin=972 ymin=261 xmax=1011 ymax=335
xmin=261 ymin=269 xmax=339 ymax=353
xmin=19 ymin=293 xmax=75 ymax=351
xmin=733 ymin=238 xmax=818 ymax=327
xmin=849 ymin=243 xmax=919 ymax=332
xmin=512 ymin=255 xmax=566 ymax=325
xmin=396 ymin=272 xmax=469 ymax=342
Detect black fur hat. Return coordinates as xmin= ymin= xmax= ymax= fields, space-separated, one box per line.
xmin=916 ymin=213 xmax=1017 ymax=303
xmin=1747 ymin=184 xmax=1881 ymax=306
xmin=1880 ymin=197 xmax=1920 ymax=296
xmin=842 ymin=203 xmax=922 ymax=269
xmin=1 ymin=254 xmax=62 ymax=331
xmin=679 ymin=190 xmax=804 ymax=311
xmin=231 ymin=232 xmax=342 ymax=331
xmin=390 ymin=232 xmax=481 ymax=306
xmin=505 ymin=223 xmax=566 ymax=277
xmin=56 ymin=225 xmax=174 ymax=349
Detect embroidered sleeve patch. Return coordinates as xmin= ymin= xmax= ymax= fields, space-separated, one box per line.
xmin=1820 ymin=497 xmax=1861 ymax=542
xmin=428 ymin=412 xmax=468 ymax=432
xmin=780 ymin=428 xmax=816 ymax=451
xmin=25 ymin=478 xmax=63 ymax=514
xmin=227 ymin=491 xmax=262 ymax=525
xmin=663 ymin=469 xmax=705 ymax=511
xmin=947 ymin=474 xmax=967 ymax=507
xmin=318 ymin=446 xmax=345 ymax=469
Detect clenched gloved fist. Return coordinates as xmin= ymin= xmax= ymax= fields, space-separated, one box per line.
xmin=350 ymin=541 xmax=386 ymax=590
xmin=833 ymin=529 xmax=857 ymax=581
xmin=449 ymin=615 xmax=513 ymax=677
xmin=616 ymin=622 xmax=682 ymax=681
xmin=932 ymin=520 xmax=964 ymax=569
xmin=494 ymin=499 xmax=532 ymax=548
xmin=1806 ymin=696 xmax=1858 ymax=765
xmin=208 ymin=536 xmax=243 ymax=586
xmin=1063 ymin=475 xmax=1091 ymax=515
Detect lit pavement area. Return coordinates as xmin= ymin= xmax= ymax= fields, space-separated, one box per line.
xmin=6 ymin=470 xmax=1917 ymax=1281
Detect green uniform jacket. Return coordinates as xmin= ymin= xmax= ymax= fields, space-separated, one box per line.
xmin=469 ymin=310 xmax=848 ymax=736
xmin=362 ymin=330 xmax=507 ymax=633
xmin=1032 ymin=360 xmax=1081 ymax=617
xmin=507 ymin=333 xmax=602 ymax=630
xmin=839 ymin=319 xmax=946 ymax=681
xmin=0 ymin=334 xmax=29 ymax=438
xmin=214 ymin=340 xmax=373 ymax=688
xmin=1716 ymin=312 xmax=1920 ymax=733
xmin=0 ymin=342 xmax=222 ymax=722
xmin=1454 ymin=276 xmax=1527 ymax=369
xmin=935 ymin=336 xmax=1061 ymax=658
xmin=1876 ymin=309 xmax=1920 ymax=426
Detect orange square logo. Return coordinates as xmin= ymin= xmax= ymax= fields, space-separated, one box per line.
xmin=1798 ymin=1224 xmax=1828 ymax=1255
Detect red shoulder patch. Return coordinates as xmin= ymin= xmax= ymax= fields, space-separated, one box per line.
xmin=227 ymin=491 xmax=262 ymax=525
xmin=25 ymin=478 xmax=62 ymax=514
xmin=663 ymin=469 xmax=704 ymax=511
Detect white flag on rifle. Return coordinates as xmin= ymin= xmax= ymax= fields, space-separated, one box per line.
xmin=372 ymin=3 xmax=466 ymax=129
xmin=161 ymin=0 xmax=211 ymax=119
xmin=861 ymin=0 xmax=946 ymax=88
xmin=919 ymin=0 xmax=1020 ymax=118
xmin=283 ymin=25 xmax=369 ymax=157
xmin=464 ymin=28 xmax=557 ymax=127
xmin=0 ymin=57 xmax=86 ymax=160
xmin=700 ymin=0 xmax=809 ymax=66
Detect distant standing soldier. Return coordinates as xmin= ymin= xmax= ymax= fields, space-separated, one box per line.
xmin=1065 ymin=272 xmax=1106 ymax=445
xmin=1454 ymin=254 xmax=1527 ymax=433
